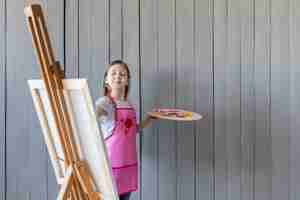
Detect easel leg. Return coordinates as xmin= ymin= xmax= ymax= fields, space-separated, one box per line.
xmin=73 ymin=162 xmax=95 ymax=196
xmin=73 ymin=162 xmax=101 ymax=200
xmin=70 ymin=185 xmax=80 ymax=200
xmin=25 ymin=4 xmax=105 ymax=200
xmin=72 ymin=178 xmax=87 ymax=200
xmin=57 ymin=166 xmax=73 ymax=200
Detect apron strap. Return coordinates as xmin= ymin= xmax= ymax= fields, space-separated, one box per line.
xmin=107 ymin=94 xmax=135 ymax=122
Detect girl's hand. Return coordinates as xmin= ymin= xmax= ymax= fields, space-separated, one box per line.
xmin=138 ymin=113 xmax=158 ymax=131
xmin=147 ymin=114 xmax=158 ymax=120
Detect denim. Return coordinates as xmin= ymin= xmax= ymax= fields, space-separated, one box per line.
xmin=119 ymin=192 xmax=131 ymax=200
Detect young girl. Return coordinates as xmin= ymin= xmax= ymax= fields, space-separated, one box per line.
xmin=95 ymin=60 xmax=155 ymax=200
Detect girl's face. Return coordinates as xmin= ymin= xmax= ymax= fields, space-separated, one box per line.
xmin=105 ymin=64 xmax=129 ymax=90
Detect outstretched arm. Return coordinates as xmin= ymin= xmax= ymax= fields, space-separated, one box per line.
xmin=137 ymin=114 xmax=157 ymax=132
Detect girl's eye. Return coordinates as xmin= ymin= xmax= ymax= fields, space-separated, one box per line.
xmin=109 ymin=70 xmax=127 ymax=77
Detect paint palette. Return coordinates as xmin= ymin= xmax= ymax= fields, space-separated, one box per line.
xmin=148 ymin=108 xmax=203 ymax=121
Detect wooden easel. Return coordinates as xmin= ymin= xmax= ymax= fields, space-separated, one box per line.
xmin=24 ymin=4 xmax=101 ymax=200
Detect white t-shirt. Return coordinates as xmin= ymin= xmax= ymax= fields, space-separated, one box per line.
xmin=95 ymin=96 xmax=139 ymax=139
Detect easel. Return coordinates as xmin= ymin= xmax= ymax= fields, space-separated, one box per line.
xmin=24 ymin=4 xmax=101 ymax=200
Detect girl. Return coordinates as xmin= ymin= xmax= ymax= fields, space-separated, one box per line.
xmin=95 ymin=60 xmax=155 ymax=200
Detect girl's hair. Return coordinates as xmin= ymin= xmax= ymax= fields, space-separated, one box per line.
xmin=103 ymin=60 xmax=131 ymax=99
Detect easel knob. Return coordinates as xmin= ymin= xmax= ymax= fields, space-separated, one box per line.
xmin=51 ymin=61 xmax=65 ymax=79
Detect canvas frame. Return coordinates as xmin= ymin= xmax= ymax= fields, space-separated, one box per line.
xmin=28 ymin=78 xmax=118 ymax=200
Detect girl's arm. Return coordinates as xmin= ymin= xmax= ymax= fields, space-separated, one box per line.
xmin=137 ymin=114 xmax=156 ymax=131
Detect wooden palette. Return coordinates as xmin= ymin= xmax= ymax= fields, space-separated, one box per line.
xmin=148 ymin=108 xmax=203 ymax=121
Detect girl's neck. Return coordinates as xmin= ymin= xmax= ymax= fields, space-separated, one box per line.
xmin=110 ymin=89 xmax=126 ymax=101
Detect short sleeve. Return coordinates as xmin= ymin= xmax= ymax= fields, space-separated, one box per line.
xmin=95 ymin=96 xmax=115 ymax=139
xmin=95 ymin=96 xmax=110 ymax=113
xmin=95 ymin=96 xmax=113 ymax=123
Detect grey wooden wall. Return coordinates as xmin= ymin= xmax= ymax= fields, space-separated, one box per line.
xmin=1 ymin=0 xmax=300 ymax=200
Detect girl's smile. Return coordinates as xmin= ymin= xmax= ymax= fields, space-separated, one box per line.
xmin=106 ymin=64 xmax=129 ymax=89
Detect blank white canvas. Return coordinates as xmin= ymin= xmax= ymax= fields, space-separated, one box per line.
xmin=28 ymin=79 xmax=118 ymax=200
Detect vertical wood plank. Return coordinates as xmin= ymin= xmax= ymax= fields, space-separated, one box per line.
xmin=176 ymin=0 xmax=195 ymax=199
xmin=270 ymin=0 xmax=290 ymax=199
xmin=123 ymin=0 xmax=140 ymax=200
xmin=254 ymin=0 xmax=272 ymax=199
xmin=139 ymin=0 xmax=158 ymax=198
xmin=7 ymin=0 xmax=45 ymax=198
xmin=110 ymin=0 xmax=122 ymax=60
xmin=157 ymin=0 xmax=177 ymax=200
xmin=0 ymin=0 xmax=5 ymax=199
xmin=225 ymin=0 xmax=242 ymax=200
xmin=6 ymin=1 xmax=63 ymax=199
xmin=214 ymin=0 xmax=242 ymax=199
xmin=240 ymin=0 xmax=255 ymax=199
xmin=289 ymin=0 xmax=300 ymax=199
xmin=213 ymin=0 xmax=228 ymax=198
xmin=195 ymin=0 xmax=214 ymax=199
xmin=123 ymin=0 xmax=139 ymax=110
xmin=79 ymin=0 xmax=109 ymax=100
xmin=140 ymin=0 xmax=159 ymax=199
xmin=65 ymin=0 xmax=79 ymax=78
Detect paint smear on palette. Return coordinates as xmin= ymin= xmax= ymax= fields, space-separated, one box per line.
xmin=148 ymin=108 xmax=202 ymax=121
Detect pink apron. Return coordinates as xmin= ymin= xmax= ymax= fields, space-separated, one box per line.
xmin=105 ymin=97 xmax=138 ymax=195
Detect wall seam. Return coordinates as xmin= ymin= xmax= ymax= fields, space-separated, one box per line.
xmin=107 ymin=0 xmax=110 ymax=64
xmin=252 ymin=0 xmax=256 ymax=199
xmin=155 ymin=0 xmax=159 ymax=198
xmin=138 ymin=0 xmax=142 ymax=199
xmin=174 ymin=0 xmax=178 ymax=199
xmin=287 ymin=0 xmax=291 ymax=199
xmin=63 ymin=0 xmax=66 ymax=74
xmin=193 ymin=0 xmax=196 ymax=198
xmin=239 ymin=0 xmax=242 ymax=198
xmin=4 ymin=0 xmax=7 ymax=198
xmin=268 ymin=0 xmax=272 ymax=198
xmin=121 ymin=0 xmax=124 ymax=60
xmin=76 ymin=0 xmax=80 ymax=77
xmin=211 ymin=0 xmax=215 ymax=199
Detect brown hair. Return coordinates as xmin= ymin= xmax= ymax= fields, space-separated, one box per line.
xmin=103 ymin=60 xmax=131 ymax=100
